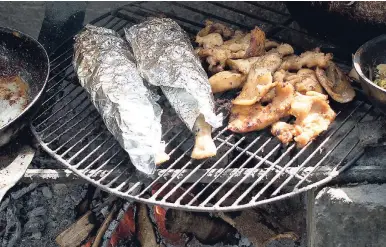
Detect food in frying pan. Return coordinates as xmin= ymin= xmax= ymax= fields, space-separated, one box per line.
xmin=125 ymin=18 xmax=222 ymax=160
xmin=374 ymin=64 xmax=386 ymax=89
xmin=0 ymin=75 xmax=29 ymax=128
xmin=196 ymin=21 xmax=355 ymax=147
xmin=73 ymin=25 xmax=168 ymax=175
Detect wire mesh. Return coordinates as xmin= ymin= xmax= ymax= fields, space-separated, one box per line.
xmin=30 ymin=2 xmax=375 ymax=212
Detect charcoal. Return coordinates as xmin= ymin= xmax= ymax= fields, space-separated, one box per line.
xmin=23 ymin=217 xmax=45 ymax=234
xmin=1 ymin=206 xmax=21 ymax=247
xmin=27 ymin=207 xmax=47 ymax=218
xmin=0 ymin=198 xmax=10 ymax=213
xmin=356 ymin=120 xmax=386 ymax=147
xmin=10 ymin=183 xmax=38 ymax=200
xmin=41 ymin=187 xmax=52 ymax=199
xmin=52 ymin=184 xmax=68 ymax=196
xmin=30 ymin=232 xmax=42 ymax=240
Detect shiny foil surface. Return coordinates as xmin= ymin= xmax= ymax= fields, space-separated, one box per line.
xmin=125 ymin=18 xmax=222 ymax=130
xmin=73 ymin=24 xmax=162 ymax=175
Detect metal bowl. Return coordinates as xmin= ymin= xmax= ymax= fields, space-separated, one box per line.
xmin=353 ymin=34 xmax=386 ymax=115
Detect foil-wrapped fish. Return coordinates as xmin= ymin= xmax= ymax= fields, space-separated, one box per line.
xmin=73 ymin=24 xmax=167 ymax=175
xmin=125 ymin=18 xmax=222 ymax=159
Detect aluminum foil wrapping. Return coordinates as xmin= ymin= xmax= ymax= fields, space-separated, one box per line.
xmin=73 ymin=24 xmax=162 ymax=175
xmin=125 ymin=18 xmax=222 ymax=130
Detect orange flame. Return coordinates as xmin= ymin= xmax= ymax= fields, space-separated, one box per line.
xmin=109 ymin=206 xmax=136 ymax=247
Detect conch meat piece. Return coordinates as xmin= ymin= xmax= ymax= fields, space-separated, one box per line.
xmin=280 ymin=51 xmax=333 ymax=71
xmin=228 ymin=82 xmax=295 ymax=133
xmin=232 ymin=53 xmax=282 ymax=105
xmin=209 ymin=71 xmax=247 ymax=93
xmin=315 ymin=62 xmax=355 ymax=103
xmin=196 ymin=33 xmax=224 ymax=48
xmin=271 ymin=91 xmax=336 ymax=147
xmin=244 ymin=27 xmax=266 ymax=58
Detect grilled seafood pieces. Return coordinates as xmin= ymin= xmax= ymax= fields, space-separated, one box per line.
xmin=209 ymin=71 xmax=247 ymax=93
xmin=228 ymin=82 xmax=295 ymax=133
xmin=280 ymin=51 xmax=333 ymax=71
xmin=272 ymin=91 xmax=336 ymax=147
xmin=232 ymin=53 xmax=282 ymax=105
xmin=315 ymin=62 xmax=356 ymax=103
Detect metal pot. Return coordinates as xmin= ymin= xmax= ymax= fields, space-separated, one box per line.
xmin=353 ymin=35 xmax=386 ymax=115
xmin=0 ymin=27 xmax=50 ymax=147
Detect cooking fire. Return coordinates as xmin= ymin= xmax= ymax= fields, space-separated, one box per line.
xmin=1 ymin=2 xmax=386 ymax=247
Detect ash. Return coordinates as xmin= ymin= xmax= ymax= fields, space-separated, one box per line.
xmin=0 ymin=183 xmax=87 ymax=247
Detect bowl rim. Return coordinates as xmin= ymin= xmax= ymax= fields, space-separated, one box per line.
xmin=353 ymin=34 xmax=386 ymax=94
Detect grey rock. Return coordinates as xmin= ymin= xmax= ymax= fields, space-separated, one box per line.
xmin=312 ymin=184 xmax=386 ymax=247
xmin=27 ymin=207 xmax=47 ymax=218
xmin=31 ymin=232 xmax=42 ymax=240
xmin=52 ymin=184 xmax=67 ymax=196
xmin=41 ymin=187 xmax=53 ymax=199
xmin=24 ymin=217 xmax=45 ymax=234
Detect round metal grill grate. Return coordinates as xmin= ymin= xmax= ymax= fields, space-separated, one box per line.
xmin=31 ymin=2 xmax=374 ymax=212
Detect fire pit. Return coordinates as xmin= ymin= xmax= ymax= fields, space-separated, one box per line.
xmin=29 ymin=2 xmax=376 ymax=212
xmin=1 ymin=2 xmax=386 ymax=247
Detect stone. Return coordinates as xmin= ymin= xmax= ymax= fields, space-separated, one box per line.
xmin=52 ymin=184 xmax=68 ymax=196
xmin=41 ymin=187 xmax=53 ymax=199
xmin=24 ymin=217 xmax=46 ymax=234
xmin=311 ymin=184 xmax=386 ymax=247
xmin=31 ymin=232 xmax=42 ymax=240
xmin=27 ymin=207 xmax=47 ymax=218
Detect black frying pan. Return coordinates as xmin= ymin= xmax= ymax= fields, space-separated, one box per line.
xmin=0 ymin=27 xmax=49 ymax=147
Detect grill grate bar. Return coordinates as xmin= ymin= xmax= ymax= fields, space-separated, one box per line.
xmin=44 ymin=69 xmax=73 ymax=93
xmin=215 ymin=137 xmax=308 ymax=182
xmin=176 ymin=134 xmax=262 ymax=205
xmin=38 ymin=101 xmax=92 ymax=135
xmin=70 ymin=135 xmax=114 ymax=167
xmin=231 ymin=144 xmax=297 ymax=206
xmin=149 ymin=127 xmax=230 ymax=200
xmin=210 ymin=1 xmax=333 ymax=44
xmin=193 ymin=137 xmax=275 ymax=206
xmin=46 ymin=112 xmax=99 ymax=144
xmin=246 ymin=2 xmax=291 ymax=17
xmin=208 ymin=143 xmax=282 ymax=207
xmin=50 ymin=55 xmax=73 ymax=71
xmin=106 ymin=167 xmax=130 ymax=187
xmin=35 ymin=85 xmax=83 ymax=127
xmin=46 ymin=63 xmax=73 ymax=85
xmin=37 ymin=88 xmax=84 ymax=127
xmin=117 ymin=10 xmax=198 ymax=35
xmin=160 ymin=134 xmax=245 ymax=203
xmin=80 ymin=143 xmax=120 ymax=171
xmin=53 ymin=113 xmax=100 ymax=153
xmin=164 ymin=129 xmax=185 ymax=147
xmin=87 ymin=150 xmax=125 ymax=176
xmin=97 ymin=158 xmax=128 ymax=183
xmin=128 ymin=4 xmax=205 ymax=28
xmin=170 ymin=2 xmax=252 ymax=30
